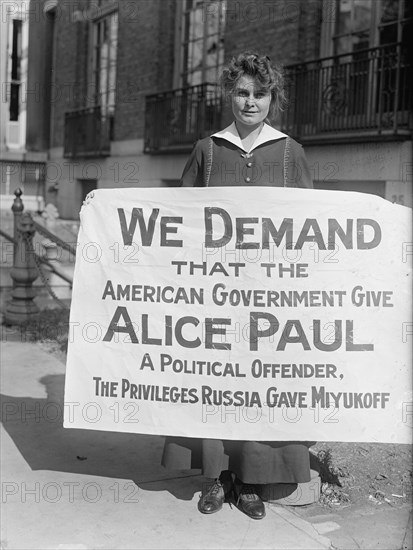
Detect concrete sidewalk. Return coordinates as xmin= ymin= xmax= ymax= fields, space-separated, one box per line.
xmin=0 ymin=340 xmax=332 ymax=550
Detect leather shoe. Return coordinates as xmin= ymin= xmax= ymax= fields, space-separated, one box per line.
xmin=235 ymin=484 xmax=266 ymax=519
xmin=198 ymin=480 xmax=225 ymax=514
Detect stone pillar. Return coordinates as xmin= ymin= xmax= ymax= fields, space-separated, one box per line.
xmin=4 ymin=191 xmax=40 ymax=324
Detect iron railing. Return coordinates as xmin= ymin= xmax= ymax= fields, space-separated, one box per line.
xmin=282 ymin=43 xmax=412 ymax=141
xmin=144 ymin=83 xmax=222 ymax=153
xmin=32 ymin=220 xmax=77 ymax=257
xmin=64 ymin=106 xmax=112 ymax=158
xmin=0 ymin=216 xmax=73 ymax=287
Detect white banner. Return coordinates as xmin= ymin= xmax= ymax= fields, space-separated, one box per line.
xmin=64 ymin=187 xmax=412 ymax=443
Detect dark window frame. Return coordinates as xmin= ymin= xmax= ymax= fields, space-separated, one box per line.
xmin=9 ymin=18 xmax=22 ymax=121
xmin=180 ymin=0 xmax=226 ymax=88
xmin=91 ymin=5 xmax=118 ymax=117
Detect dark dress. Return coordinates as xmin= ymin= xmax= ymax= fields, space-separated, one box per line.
xmin=162 ymin=123 xmax=314 ymax=484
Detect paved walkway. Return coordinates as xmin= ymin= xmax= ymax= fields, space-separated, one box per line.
xmin=1 ymin=341 xmax=332 ymax=550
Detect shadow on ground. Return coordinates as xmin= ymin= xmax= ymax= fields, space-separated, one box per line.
xmin=1 ymin=372 xmax=203 ymax=501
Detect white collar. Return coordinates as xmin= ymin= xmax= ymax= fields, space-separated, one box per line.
xmin=211 ymin=122 xmax=287 ymax=153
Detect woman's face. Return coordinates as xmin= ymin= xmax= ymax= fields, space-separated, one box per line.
xmin=231 ymin=75 xmax=272 ymax=129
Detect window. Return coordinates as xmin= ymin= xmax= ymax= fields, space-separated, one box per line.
xmin=323 ymin=0 xmax=412 ymax=56
xmin=10 ymin=19 xmax=22 ymax=121
xmin=284 ymin=0 xmax=412 ymax=138
xmin=378 ymin=0 xmax=412 ymax=45
xmin=179 ymin=0 xmax=226 ymax=87
xmin=332 ymin=0 xmax=372 ymax=56
xmin=89 ymin=4 xmax=118 ymax=143
xmin=5 ymin=4 xmax=28 ymax=149
xmin=92 ymin=8 xmax=118 ymax=115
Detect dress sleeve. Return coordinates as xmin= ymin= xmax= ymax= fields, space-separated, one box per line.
xmin=180 ymin=141 xmax=205 ymax=187
xmin=286 ymin=139 xmax=313 ymax=189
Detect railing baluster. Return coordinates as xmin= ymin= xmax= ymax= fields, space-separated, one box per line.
xmin=279 ymin=43 xmax=410 ymax=140
xmin=377 ymin=50 xmax=385 ymax=134
xmin=64 ymin=106 xmax=111 ymax=158
xmin=144 ymin=83 xmax=221 ymax=153
xmin=142 ymin=44 xmax=409 ymax=149
xmin=393 ymin=43 xmax=401 ymax=133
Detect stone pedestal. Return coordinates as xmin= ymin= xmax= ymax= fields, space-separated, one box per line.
xmin=4 ymin=201 xmax=40 ymax=325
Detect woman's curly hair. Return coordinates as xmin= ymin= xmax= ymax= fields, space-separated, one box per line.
xmin=220 ymin=52 xmax=287 ymax=122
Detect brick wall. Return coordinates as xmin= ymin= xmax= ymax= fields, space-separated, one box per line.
xmin=219 ymin=0 xmax=323 ymax=128
xmin=50 ymin=0 xmax=90 ymax=149
xmin=296 ymin=0 xmax=323 ymax=62
xmin=47 ymin=0 xmax=323 ymax=149
xmin=115 ymin=0 xmax=176 ymax=141
xmin=224 ymin=0 xmax=322 ymax=67
xmin=26 ymin=0 xmax=52 ymax=151
xmin=50 ymin=0 xmax=173 ymax=147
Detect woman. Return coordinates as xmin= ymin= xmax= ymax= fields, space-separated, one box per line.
xmin=162 ymin=52 xmax=314 ymax=520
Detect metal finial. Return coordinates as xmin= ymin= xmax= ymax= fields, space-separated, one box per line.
xmin=12 ymin=188 xmax=24 ymax=213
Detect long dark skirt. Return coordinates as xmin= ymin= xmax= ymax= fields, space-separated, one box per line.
xmin=162 ymin=437 xmax=313 ymax=484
